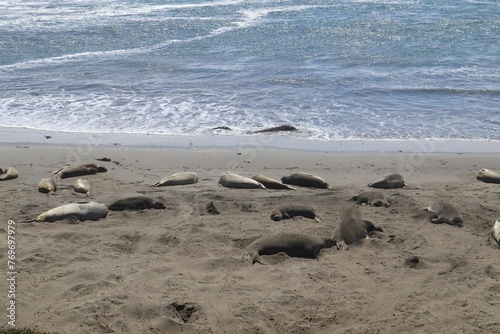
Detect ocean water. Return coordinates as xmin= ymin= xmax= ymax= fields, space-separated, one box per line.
xmin=0 ymin=0 xmax=499 ymax=142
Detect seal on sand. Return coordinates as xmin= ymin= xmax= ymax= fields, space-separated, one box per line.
xmin=367 ymin=173 xmax=407 ymax=189
xmin=52 ymin=163 xmax=107 ymax=179
xmin=218 ymin=172 xmax=265 ymax=189
xmin=37 ymin=177 xmax=57 ymax=194
xmin=30 ymin=201 xmax=108 ymax=222
xmin=74 ymin=178 xmax=91 ymax=196
xmin=281 ymin=172 xmax=331 ymax=189
xmin=243 ymin=233 xmax=335 ymax=264
xmin=491 ymin=219 xmax=500 ymax=247
xmin=150 ymin=172 xmax=199 ymax=187
xmin=424 ymin=202 xmax=463 ymax=227
xmin=251 ymin=175 xmax=295 ymax=190
xmin=0 ymin=167 xmax=18 ymax=181
xmin=351 ymin=191 xmax=390 ymax=207
xmin=108 ymin=196 xmax=166 ymax=211
xmin=332 ymin=203 xmax=382 ymax=250
xmin=476 ymin=168 xmax=500 ymax=184
xmin=270 ymin=205 xmax=323 ymax=223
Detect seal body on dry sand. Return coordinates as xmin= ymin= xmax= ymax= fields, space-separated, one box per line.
xmin=37 ymin=177 xmax=57 ymax=194
xmin=251 ymin=175 xmax=295 ymax=190
xmin=476 ymin=168 xmax=500 ymax=184
xmin=243 ymin=233 xmax=335 ymax=264
xmin=31 ymin=201 xmax=108 ymax=222
xmin=367 ymin=173 xmax=407 ymax=189
xmin=270 ymin=205 xmax=323 ymax=223
xmin=0 ymin=167 xmax=18 ymax=181
xmin=351 ymin=191 xmax=390 ymax=207
xmin=52 ymin=163 xmax=107 ymax=179
xmin=218 ymin=172 xmax=265 ymax=189
xmin=332 ymin=203 xmax=382 ymax=250
xmin=74 ymin=178 xmax=91 ymax=196
xmin=151 ymin=172 xmax=199 ymax=187
xmin=281 ymin=172 xmax=331 ymax=189
xmin=491 ymin=219 xmax=500 ymax=247
xmin=424 ymin=202 xmax=463 ymax=227
xmin=108 ymin=196 xmax=166 ymax=211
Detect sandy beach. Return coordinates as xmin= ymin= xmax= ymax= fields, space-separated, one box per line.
xmin=1 ymin=144 xmax=499 ymax=333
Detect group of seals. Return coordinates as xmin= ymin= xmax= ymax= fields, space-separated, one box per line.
xmin=52 ymin=163 xmax=107 ymax=179
xmin=218 ymin=171 xmax=332 ymax=190
xmin=270 ymin=205 xmax=323 ymax=223
xmin=0 ymin=167 xmax=18 ymax=181
xmin=251 ymin=175 xmax=295 ymax=190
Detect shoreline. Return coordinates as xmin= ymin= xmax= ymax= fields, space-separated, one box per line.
xmin=2 ymin=126 xmax=500 ymax=153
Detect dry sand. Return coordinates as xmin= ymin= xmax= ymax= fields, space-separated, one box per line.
xmin=1 ymin=144 xmax=499 ymax=333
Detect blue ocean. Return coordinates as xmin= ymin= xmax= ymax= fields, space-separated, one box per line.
xmin=0 ymin=0 xmax=499 ymax=142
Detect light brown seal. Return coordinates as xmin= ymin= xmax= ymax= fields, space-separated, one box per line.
xmin=52 ymin=163 xmax=107 ymax=179
xmin=74 ymin=178 xmax=91 ymax=196
xmin=281 ymin=172 xmax=331 ymax=189
xmin=242 ymin=233 xmax=335 ymax=264
xmin=218 ymin=172 xmax=265 ymax=189
xmin=367 ymin=173 xmax=407 ymax=189
xmin=108 ymin=196 xmax=166 ymax=211
xmin=150 ymin=172 xmax=199 ymax=187
xmin=491 ymin=219 xmax=500 ymax=247
xmin=351 ymin=191 xmax=390 ymax=207
xmin=270 ymin=205 xmax=323 ymax=223
xmin=0 ymin=167 xmax=18 ymax=181
xmin=424 ymin=202 xmax=463 ymax=227
xmin=332 ymin=203 xmax=383 ymax=250
xmin=476 ymin=168 xmax=500 ymax=184
xmin=30 ymin=201 xmax=108 ymax=222
xmin=37 ymin=177 xmax=57 ymax=194
xmin=251 ymin=175 xmax=295 ymax=190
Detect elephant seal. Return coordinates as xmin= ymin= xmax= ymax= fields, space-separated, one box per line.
xmin=52 ymin=163 xmax=107 ymax=179
xmin=281 ymin=172 xmax=331 ymax=189
xmin=218 ymin=172 xmax=265 ymax=189
xmin=243 ymin=233 xmax=335 ymax=264
xmin=74 ymin=178 xmax=91 ymax=196
xmin=476 ymin=168 xmax=500 ymax=184
xmin=351 ymin=191 xmax=390 ymax=207
xmin=30 ymin=201 xmax=108 ymax=222
xmin=108 ymin=196 xmax=166 ymax=211
xmin=37 ymin=177 xmax=57 ymax=194
xmin=251 ymin=175 xmax=295 ymax=190
xmin=491 ymin=219 xmax=500 ymax=247
xmin=270 ymin=205 xmax=323 ymax=223
xmin=332 ymin=203 xmax=382 ymax=250
xmin=0 ymin=167 xmax=18 ymax=181
xmin=424 ymin=202 xmax=463 ymax=227
xmin=150 ymin=172 xmax=199 ymax=187
xmin=367 ymin=173 xmax=407 ymax=189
